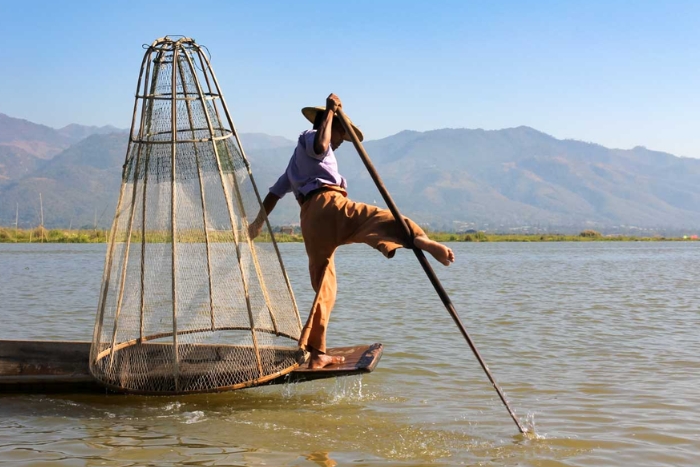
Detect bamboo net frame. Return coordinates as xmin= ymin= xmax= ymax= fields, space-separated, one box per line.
xmin=89 ymin=37 xmax=303 ymax=394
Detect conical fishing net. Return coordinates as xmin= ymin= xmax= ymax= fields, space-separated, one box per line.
xmin=89 ymin=37 xmax=303 ymax=394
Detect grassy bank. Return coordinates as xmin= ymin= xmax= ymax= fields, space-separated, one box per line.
xmin=425 ymin=231 xmax=695 ymax=242
xmin=0 ymin=227 xmax=108 ymax=243
xmin=1 ymin=227 xmax=696 ymax=244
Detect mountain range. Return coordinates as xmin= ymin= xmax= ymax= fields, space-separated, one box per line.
xmin=1 ymin=112 xmax=699 ymax=233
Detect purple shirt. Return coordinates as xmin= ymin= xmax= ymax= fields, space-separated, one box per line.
xmin=269 ymin=130 xmax=347 ymax=199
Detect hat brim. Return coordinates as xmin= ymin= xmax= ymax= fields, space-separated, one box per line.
xmin=301 ymin=106 xmax=364 ymax=142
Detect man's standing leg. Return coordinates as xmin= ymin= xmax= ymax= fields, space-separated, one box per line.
xmin=299 ymin=250 xmax=337 ymax=354
xmin=298 ymin=193 xmax=346 ymax=368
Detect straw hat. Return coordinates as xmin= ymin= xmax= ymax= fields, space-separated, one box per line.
xmin=301 ymin=106 xmax=364 ymax=142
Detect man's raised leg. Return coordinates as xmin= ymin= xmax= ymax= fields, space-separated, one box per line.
xmin=413 ymin=235 xmax=455 ymax=266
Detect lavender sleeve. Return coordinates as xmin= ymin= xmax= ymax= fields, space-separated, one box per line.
xmin=303 ymin=130 xmax=331 ymax=161
xmin=269 ymin=172 xmax=292 ymax=198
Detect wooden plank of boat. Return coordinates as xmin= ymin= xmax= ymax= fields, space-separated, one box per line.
xmin=0 ymin=340 xmax=382 ymax=394
xmin=272 ymin=343 xmax=383 ymax=385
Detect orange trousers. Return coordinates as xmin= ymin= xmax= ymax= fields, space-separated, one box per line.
xmin=297 ymin=187 xmax=426 ymax=353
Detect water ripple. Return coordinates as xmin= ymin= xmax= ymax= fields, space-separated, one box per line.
xmin=1 ymin=242 xmax=700 ymax=465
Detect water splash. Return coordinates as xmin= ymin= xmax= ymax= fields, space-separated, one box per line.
xmin=280 ymin=377 xmax=299 ymax=399
xmin=328 ymin=376 xmax=366 ymax=403
xmin=182 ymin=411 xmax=206 ymax=424
xmin=523 ymin=412 xmax=545 ymax=440
xmin=162 ymin=401 xmax=183 ymax=412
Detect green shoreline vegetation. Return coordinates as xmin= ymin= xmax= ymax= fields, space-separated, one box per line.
xmin=0 ymin=227 xmax=697 ymax=244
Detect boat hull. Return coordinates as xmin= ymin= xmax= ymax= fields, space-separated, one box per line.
xmin=0 ymin=340 xmax=382 ymax=394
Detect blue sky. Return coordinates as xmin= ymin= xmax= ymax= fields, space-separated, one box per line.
xmin=1 ymin=1 xmax=699 ymax=157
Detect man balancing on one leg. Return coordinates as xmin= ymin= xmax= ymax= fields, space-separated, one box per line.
xmin=249 ymin=93 xmax=455 ymax=369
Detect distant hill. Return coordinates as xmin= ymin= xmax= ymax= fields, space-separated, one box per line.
xmin=336 ymin=127 xmax=700 ymax=231
xmin=0 ymin=132 xmax=128 ymax=228
xmin=259 ymin=127 xmax=700 ymax=231
xmin=1 ymin=115 xmax=699 ymax=233
xmin=57 ymin=123 xmax=123 ymax=143
xmin=0 ymin=145 xmax=41 ymax=181
xmin=0 ymin=113 xmax=125 ymax=159
xmin=0 ymin=130 xmax=297 ymax=229
xmin=0 ymin=113 xmax=73 ymax=159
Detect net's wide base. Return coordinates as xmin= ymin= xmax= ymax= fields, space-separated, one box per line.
xmin=0 ymin=340 xmax=383 ymax=394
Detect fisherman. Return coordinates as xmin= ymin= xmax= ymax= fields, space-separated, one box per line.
xmin=249 ymin=94 xmax=455 ymax=369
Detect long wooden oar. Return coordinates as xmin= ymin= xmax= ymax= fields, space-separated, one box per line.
xmin=336 ymin=109 xmax=527 ymax=434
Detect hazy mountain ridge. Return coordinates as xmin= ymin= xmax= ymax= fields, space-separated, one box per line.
xmin=57 ymin=123 xmax=123 ymax=143
xmin=332 ymin=127 xmax=700 ymax=230
xmin=1 ymin=114 xmax=699 ymax=233
xmin=0 ymin=131 xmax=299 ymax=229
xmin=0 ymin=133 xmax=128 ymax=228
xmin=0 ymin=113 xmax=126 ymax=159
xmin=0 ymin=145 xmax=41 ymax=181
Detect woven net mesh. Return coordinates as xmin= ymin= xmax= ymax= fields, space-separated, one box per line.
xmin=89 ymin=38 xmax=303 ymax=394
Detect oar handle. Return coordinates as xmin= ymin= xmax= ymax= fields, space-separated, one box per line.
xmin=335 ymin=108 xmax=527 ymax=434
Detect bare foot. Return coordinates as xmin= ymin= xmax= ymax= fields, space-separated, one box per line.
xmin=413 ymin=235 xmax=455 ymax=266
xmin=308 ymin=351 xmax=345 ymax=369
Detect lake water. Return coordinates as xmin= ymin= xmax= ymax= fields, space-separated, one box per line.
xmin=1 ymin=241 xmax=699 ymax=466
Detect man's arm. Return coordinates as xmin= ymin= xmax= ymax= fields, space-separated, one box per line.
xmin=313 ymin=93 xmax=342 ymax=155
xmin=248 ymin=192 xmax=280 ymax=239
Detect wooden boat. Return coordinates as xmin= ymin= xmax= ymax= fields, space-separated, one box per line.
xmin=0 ymin=340 xmax=382 ymax=394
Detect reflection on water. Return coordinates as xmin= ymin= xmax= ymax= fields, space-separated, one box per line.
xmin=1 ymin=242 xmax=700 ymax=465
